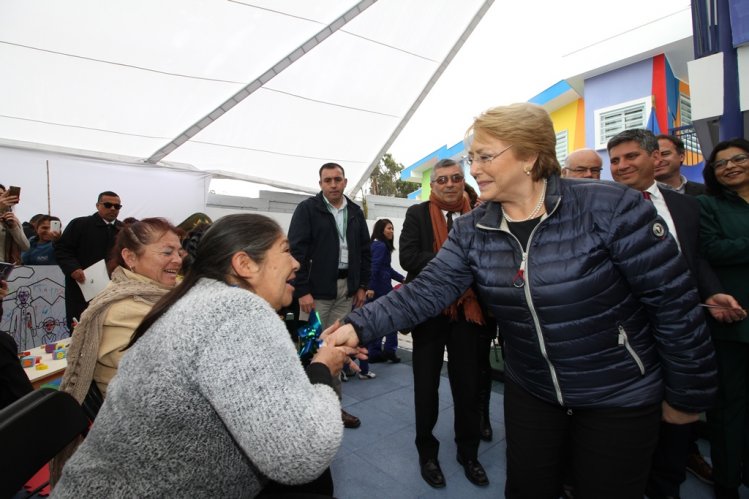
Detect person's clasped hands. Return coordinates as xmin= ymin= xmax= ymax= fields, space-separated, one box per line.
xmin=320 ymin=321 xmax=365 ymax=354
xmin=0 ymin=211 xmax=20 ymax=229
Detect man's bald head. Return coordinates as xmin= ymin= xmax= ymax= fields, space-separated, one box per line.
xmin=562 ymin=149 xmax=603 ymax=179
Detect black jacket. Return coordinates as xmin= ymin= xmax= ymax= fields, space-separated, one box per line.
xmin=289 ymin=193 xmax=370 ymax=300
xmin=659 ymin=187 xmax=722 ymax=300
xmin=399 ymin=202 xmax=437 ymax=282
xmin=347 ymin=176 xmax=716 ymax=412
xmin=55 ymin=213 xmax=122 ymax=321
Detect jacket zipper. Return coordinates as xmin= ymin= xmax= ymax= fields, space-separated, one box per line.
xmin=618 ymin=325 xmax=645 ymax=375
xmin=477 ymin=197 xmax=564 ymax=405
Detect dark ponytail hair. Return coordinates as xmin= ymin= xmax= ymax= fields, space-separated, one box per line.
xmin=127 ymin=214 xmax=283 ymax=348
xmin=370 ymin=218 xmax=395 ymax=253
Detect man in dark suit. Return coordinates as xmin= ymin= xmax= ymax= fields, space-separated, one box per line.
xmin=400 ymin=158 xmax=489 ymax=489
xmin=55 ymin=191 xmax=123 ymax=330
xmin=656 ymin=134 xmax=707 ymax=196
xmin=609 ymin=129 xmax=744 ymax=499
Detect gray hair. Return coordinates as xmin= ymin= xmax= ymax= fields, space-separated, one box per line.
xmin=430 ymin=158 xmax=459 ymax=182
xmin=607 ymin=129 xmax=658 ymax=154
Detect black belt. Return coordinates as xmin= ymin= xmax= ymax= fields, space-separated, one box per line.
xmin=337 ymin=269 xmax=348 ymax=279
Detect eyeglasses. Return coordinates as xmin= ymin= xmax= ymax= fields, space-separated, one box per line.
xmin=713 ymin=154 xmax=749 ymax=172
xmin=466 ymin=144 xmax=513 ymax=166
xmin=100 ymin=202 xmax=122 ymax=209
xmin=433 ymin=174 xmax=465 ymax=185
xmin=564 ymin=167 xmax=603 ymax=174
xmin=153 ymin=248 xmax=187 ymax=258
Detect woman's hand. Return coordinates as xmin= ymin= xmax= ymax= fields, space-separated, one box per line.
xmin=1 ymin=212 xmax=19 ymax=228
xmin=0 ymin=190 xmax=18 ymax=211
xmin=704 ymin=293 xmax=747 ymax=323
xmin=311 ymin=339 xmax=349 ymax=376
xmin=661 ymin=401 xmax=699 ymax=425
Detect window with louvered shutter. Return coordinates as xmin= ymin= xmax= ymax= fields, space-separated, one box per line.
xmin=594 ymin=97 xmax=651 ymax=149
xmin=556 ymin=130 xmax=568 ymax=164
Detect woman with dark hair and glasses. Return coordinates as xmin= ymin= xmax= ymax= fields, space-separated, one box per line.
xmin=360 ymin=218 xmax=404 ymax=375
xmin=327 ymin=103 xmax=717 ymax=498
xmin=53 ymin=214 xmax=352 ymax=498
xmin=698 ymin=138 xmax=749 ymax=499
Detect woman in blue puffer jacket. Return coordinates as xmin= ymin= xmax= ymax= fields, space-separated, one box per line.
xmin=327 ymin=103 xmax=717 ymax=499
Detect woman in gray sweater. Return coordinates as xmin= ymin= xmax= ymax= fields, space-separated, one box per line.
xmin=53 ymin=214 xmax=350 ymax=497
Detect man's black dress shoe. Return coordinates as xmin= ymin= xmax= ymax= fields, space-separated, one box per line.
xmin=419 ymin=458 xmax=446 ymax=488
xmin=457 ymin=455 xmax=489 ymax=486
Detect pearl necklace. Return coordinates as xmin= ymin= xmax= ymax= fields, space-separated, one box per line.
xmin=502 ymin=179 xmax=547 ymax=223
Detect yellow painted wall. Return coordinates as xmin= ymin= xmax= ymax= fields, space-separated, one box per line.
xmin=549 ymin=99 xmax=584 ymax=154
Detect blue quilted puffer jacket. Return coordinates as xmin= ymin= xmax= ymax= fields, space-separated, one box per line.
xmin=346 ymin=175 xmax=717 ymax=412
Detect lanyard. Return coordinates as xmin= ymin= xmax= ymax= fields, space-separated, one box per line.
xmin=324 ymin=199 xmax=348 ymax=242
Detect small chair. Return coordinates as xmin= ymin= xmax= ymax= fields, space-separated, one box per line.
xmin=0 ymin=388 xmax=88 ymax=498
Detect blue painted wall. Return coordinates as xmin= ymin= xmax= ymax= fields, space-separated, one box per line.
xmin=584 ymin=59 xmax=653 ymax=180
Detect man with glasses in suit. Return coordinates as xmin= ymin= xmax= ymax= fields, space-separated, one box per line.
xmin=400 ymin=158 xmax=490 ymax=489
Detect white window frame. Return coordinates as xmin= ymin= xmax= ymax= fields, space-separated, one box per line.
xmin=593 ymin=96 xmax=652 ymax=150
xmin=679 ymin=92 xmax=692 ymax=125
xmin=555 ymin=130 xmax=568 ymax=165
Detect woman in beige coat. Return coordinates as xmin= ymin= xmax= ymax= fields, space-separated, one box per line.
xmin=51 ymin=217 xmax=183 ymax=482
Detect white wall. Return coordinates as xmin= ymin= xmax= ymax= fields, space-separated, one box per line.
xmin=0 ymin=146 xmax=211 ymax=228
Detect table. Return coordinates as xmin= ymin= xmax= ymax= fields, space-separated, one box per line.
xmin=22 ymin=342 xmax=70 ymax=389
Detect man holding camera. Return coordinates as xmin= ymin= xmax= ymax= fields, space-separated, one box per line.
xmin=55 ymin=191 xmax=124 ymax=331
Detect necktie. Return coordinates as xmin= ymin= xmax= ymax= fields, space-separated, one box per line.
xmin=642 ymin=191 xmax=651 ymax=200
xmin=447 ymin=212 xmax=454 ymax=232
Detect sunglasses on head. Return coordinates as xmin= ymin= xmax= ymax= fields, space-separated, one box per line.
xmin=100 ymin=202 xmax=122 ymax=209
xmin=433 ymin=174 xmax=465 ymax=185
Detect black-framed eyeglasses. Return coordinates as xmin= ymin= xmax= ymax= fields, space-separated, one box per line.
xmin=466 ymin=144 xmax=513 ymax=166
xmin=713 ymin=154 xmax=749 ymax=171
xmin=100 ymin=202 xmax=122 ymax=209
xmin=433 ymin=174 xmax=465 ymax=185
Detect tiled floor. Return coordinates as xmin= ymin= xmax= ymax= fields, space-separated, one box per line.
xmin=332 ymin=347 xmax=746 ymax=499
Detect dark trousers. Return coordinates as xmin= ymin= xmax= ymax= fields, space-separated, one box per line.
xmin=646 ymin=421 xmax=692 ymax=497
xmin=411 ymin=314 xmax=481 ymax=462
xmin=504 ymin=379 xmax=660 ymax=499
xmin=708 ymin=340 xmax=749 ymax=488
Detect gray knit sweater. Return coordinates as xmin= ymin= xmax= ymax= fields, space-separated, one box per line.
xmin=53 ymin=278 xmax=342 ymax=498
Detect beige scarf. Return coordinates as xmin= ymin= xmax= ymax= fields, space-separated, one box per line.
xmin=50 ymin=266 xmax=169 ymax=485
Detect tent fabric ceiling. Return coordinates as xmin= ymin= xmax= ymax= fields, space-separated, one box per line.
xmin=0 ymin=0 xmax=488 ymax=195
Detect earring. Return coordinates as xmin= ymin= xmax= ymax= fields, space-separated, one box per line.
xmin=523 ymin=164 xmax=532 ymax=176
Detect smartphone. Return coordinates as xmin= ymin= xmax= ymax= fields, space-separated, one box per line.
xmin=7 ymin=186 xmax=20 ymax=198
xmin=50 ymin=220 xmax=61 ymax=232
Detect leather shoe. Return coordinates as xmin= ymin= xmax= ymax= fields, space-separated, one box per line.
xmin=419 ymin=458 xmax=446 ymax=488
xmin=341 ymin=409 xmax=361 ymax=429
xmin=457 ymin=455 xmax=489 ymax=486
xmin=686 ymin=451 xmax=713 ymax=485
xmin=479 ymin=413 xmax=493 ymax=442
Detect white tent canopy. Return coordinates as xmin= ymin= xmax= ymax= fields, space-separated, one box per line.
xmin=1 ymin=0 xmax=491 ymax=196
